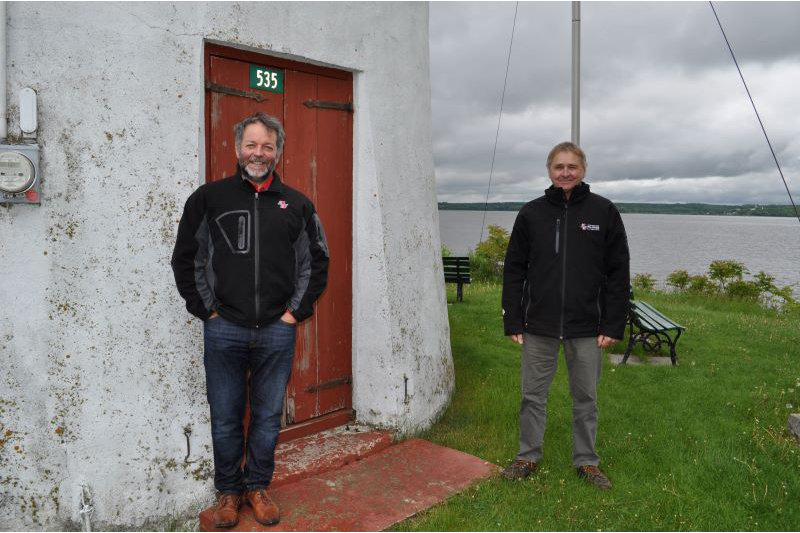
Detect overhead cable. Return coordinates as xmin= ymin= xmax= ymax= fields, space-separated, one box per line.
xmin=480 ymin=1 xmax=519 ymax=243
xmin=710 ymin=1 xmax=800 ymax=224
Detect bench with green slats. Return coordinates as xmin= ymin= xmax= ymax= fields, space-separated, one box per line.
xmin=443 ymin=256 xmax=471 ymax=302
xmin=622 ymin=299 xmax=685 ymax=365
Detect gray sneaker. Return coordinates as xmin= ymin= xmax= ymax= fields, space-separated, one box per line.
xmin=576 ymin=465 xmax=612 ymax=489
xmin=501 ymin=460 xmax=538 ymax=480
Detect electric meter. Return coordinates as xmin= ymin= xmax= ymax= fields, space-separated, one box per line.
xmin=0 ymin=151 xmax=35 ymax=193
xmin=0 ymin=144 xmax=41 ymax=204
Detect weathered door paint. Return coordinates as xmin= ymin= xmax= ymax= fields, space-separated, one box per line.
xmin=205 ymin=44 xmax=353 ymax=439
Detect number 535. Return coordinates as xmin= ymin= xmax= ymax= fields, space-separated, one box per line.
xmin=256 ymin=69 xmax=278 ymax=89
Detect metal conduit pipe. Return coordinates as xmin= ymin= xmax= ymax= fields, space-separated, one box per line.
xmin=0 ymin=1 xmax=7 ymax=140
xmin=571 ymin=1 xmax=580 ymax=146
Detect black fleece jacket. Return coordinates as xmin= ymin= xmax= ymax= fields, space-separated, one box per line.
xmin=171 ymin=168 xmax=329 ymax=327
xmin=502 ymin=182 xmax=630 ymax=340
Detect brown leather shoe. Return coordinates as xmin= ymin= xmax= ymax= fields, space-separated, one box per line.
xmin=245 ymin=488 xmax=280 ymax=525
xmin=212 ymin=493 xmax=242 ymax=528
xmin=577 ymin=464 xmax=612 ymax=490
xmin=501 ymin=460 xmax=538 ymax=480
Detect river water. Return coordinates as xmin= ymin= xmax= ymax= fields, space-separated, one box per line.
xmin=438 ymin=211 xmax=800 ymax=294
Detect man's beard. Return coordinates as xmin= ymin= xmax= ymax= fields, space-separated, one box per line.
xmin=240 ymin=157 xmax=276 ymax=182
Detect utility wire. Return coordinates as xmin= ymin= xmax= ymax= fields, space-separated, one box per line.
xmin=710 ymin=1 xmax=800 ymax=224
xmin=480 ymin=1 xmax=519 ymax=243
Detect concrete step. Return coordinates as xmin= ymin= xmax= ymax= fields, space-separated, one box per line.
xmin=271 ymin=425 xmax=394 ymax=488
xmin=608 ymin=353 xmax=674 ymax=366
xmin=199 ymin=436 xmax=497 ymax=531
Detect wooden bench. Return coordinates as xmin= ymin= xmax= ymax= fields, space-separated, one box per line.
xmin=443 ymin=256 xmax=471 ymax=302
xmin=622 ymin=299 xmax=685 ymax=365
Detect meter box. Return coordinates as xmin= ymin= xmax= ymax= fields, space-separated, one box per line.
xmin=0 ymin=144 xmax=41 ymax=204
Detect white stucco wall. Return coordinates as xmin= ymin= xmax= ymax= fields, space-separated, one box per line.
xmin=0 ymin=2 xmax=453 ymax=529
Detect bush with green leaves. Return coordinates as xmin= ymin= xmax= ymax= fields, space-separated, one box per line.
xmin=466 ymin=252 xmax=493 ymax=282
xmin=666 ymin=269 xmax=690 ymax=291
xmin=753 ymin=271 xmax=797 ymax=309
xmin=664 ymin=261 xmax=797 ymax=312
xmin=725 ymin=279 xmax=761 ymax=300
xmin=632 ymin=273 xmax=656 ymax=292
xmin=708 ymin=259 xmax=746 ymax=291
xmin=469 ymin=224 xmax=510 ymax=282
xmin=441 ymin=245 xmax=452 ymax=258
xmin=687 ymin=274 xmax=714 ymax=294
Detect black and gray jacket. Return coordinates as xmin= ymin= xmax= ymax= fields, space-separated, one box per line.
xmin=171 ymin=168 xmax=329 ymax=327
xmin=502 ymin=182 xmax=630 ymax=340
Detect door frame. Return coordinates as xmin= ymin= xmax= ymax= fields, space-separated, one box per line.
xmin=203 ymin=43 xmax=353 ymax=180
xmin=203 ymin=42 xmax=354 ymax=442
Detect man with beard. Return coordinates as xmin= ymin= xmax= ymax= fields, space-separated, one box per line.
xmin=172 ymin=113 xmax=329 ymax=527
xmin=501 ymin=142 xmax=629 ymax=490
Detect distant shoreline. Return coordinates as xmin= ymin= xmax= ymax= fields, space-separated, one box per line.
xmin=438 ymin=202 xmax=797 ymax=217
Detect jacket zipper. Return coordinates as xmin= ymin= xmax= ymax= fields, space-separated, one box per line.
xmin=559 ymin=203 xmax=569 ymax=339
xmin=524 ymin=281 xmax=531 ymax=325
xmin=555 ymin=218 xmax=560 ymax=254
xmin=254 ymin=191 xmax=260 ymax=328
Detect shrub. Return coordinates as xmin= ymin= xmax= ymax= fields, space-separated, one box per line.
xmin=639 ymin=261 xmax=796 ymax=312
xmin=753 ymin=271 xmax=797 ymax=309
xmin=770 ymin=284 xmax=797 ymax=306
xmin=666 ymin=270 xmax=690 ymax=291
xmin=725 ymin=280 xmax=761 ymax=300
xmin=753 ymin=271 xmax=776 ymax=293
xmin=688 ymin=274 xmax=714 ymax=294
xmin=664 ymin=262 xmax=796 ymax=312
xmin=632 ymin=273 xmax=656 ymax=292
xmin=468 ymin=251 xmax=496 ymax=282
xmin=708 ymin=259 xmax=746 ymax=291
xmin=470 ymin=224 xmax=510 ymax=282
xmin=441 ymin=245 xmax=453 ymax=258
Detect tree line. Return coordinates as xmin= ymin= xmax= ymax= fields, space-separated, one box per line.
xmin=439 ymin=202 xmax=797 ymax=217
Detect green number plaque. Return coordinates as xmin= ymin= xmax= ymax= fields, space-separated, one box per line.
xmin=249 ymin=65 xmax=284 ymax=93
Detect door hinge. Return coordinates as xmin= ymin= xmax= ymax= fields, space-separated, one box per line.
xmin=305 ymin=376 xmax=352 ymax=393
xmin=303 ymin=99 xmax=354 ymax=112
xmin=205 ymin=81 xmax=268 ymax=102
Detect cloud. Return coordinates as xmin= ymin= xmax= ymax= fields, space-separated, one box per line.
xmin=430 ymin=1 xmax=800 ymax=204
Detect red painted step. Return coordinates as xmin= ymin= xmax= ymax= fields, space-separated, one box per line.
xmin=271 ymin=426 xmax=393 ymax=488
xmin=200 ymin=437 xmax=497 ymax=531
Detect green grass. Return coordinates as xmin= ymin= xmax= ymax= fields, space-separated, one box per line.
xmin=392 ymin=283 xmax=800 ymax=531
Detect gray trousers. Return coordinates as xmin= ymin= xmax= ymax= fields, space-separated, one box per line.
xmin=516 ymin=334 xmax=602 ymax=467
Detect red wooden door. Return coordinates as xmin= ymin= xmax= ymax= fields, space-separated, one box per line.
xmin=205 ymin=44 xmax=353 ymax=439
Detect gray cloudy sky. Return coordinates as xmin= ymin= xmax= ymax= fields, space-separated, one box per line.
xmin=429 ymin=1 xmax=800 ymax=204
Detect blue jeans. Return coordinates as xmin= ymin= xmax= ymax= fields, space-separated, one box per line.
xmin=203 ymin=315 xmax=296 ymax=494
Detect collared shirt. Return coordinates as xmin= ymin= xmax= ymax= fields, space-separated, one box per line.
xmin=243 ymin=171 xmax=274 ymax=192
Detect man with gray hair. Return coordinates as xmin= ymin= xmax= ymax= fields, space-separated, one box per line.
xmin=501 ymin=141 xmax=629 ymax=489
xmin=172 ymin=113 xmax=329 ymax=527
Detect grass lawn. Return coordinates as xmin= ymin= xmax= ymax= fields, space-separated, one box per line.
xmin=392 ymin=283 xmax=800 ymax=531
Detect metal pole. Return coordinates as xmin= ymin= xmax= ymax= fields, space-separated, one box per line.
xmin=571 ymin=1 xmax=580 ymax=145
